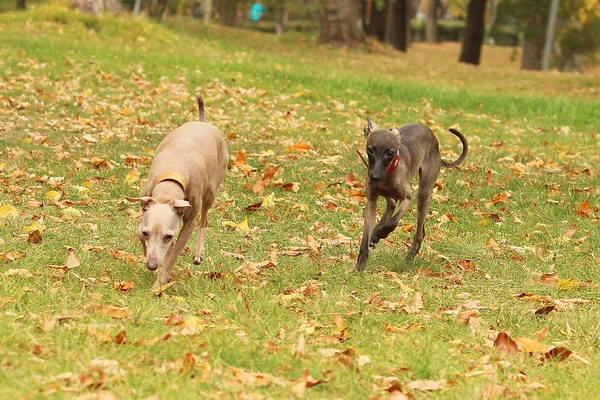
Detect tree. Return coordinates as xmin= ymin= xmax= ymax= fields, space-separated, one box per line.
xmin=459 ymin=0 xmax=486 ymax=65
xmin=16 ymin=0 xmax=26 ymax=10
xmin=384 ymin=0 xmax=409 ymax=52
xmin=426 ymin=0 xmax=439 ymax=42
xmin=319 ymin=0 xmax=363 ymax=45
xmin=363 ymin=0 xmax=387 ymax=41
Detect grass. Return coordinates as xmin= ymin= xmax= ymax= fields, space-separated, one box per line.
xmin=1 ymin=3 xmax=600 ymax=399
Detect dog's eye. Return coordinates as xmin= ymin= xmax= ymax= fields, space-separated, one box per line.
xmin=388 ymin=150 xmax=396 ymax=157
xmin=367 ymin=146 xmax=375 ymax=155
xmin=164 ymin=234 xmax=174 ymax=241
xmin=142 ymin=231 xmax=149 ymax=237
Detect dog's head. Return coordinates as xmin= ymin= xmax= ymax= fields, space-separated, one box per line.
xmin=126 ymin=197 xmax=191 ymax=270
xmin=363 ymin=118 xmax=401 ymax=181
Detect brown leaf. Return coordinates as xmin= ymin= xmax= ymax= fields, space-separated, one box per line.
xmin=406 ymin=379 xmax=447 ymax=391
xmin=535 ymin=327 xmax=550 ymax=340
xmin=457 ymin=259 xmax=477 ymax=271
xmin=252 ymin=166 xmax=280 ymax=196
xmin=113 ymin=281 xmax=136 ymax=292
xmin=312 ymin=181 xmax=326 ymax=192
xmin=27 ymin=230 xmax=43 ymax=244
xmin=534 ymin=305 xmax=555 ymax=316
xmin=166 ymin=313 xmax=185 ymax=326
xmin=115 ymin=330 xmax=127 ymax=345
xmin=86 ymin=304 xmax=130 ymax=319
xmin=333 ymin=313 xmax=345 ymax=329
xmin=287 ymin=142 xmax=313 ymax=152
xmin=66 ymin=246 xmax=80 ymax=269
xmin=383 ymin=322 xmax=423 ymax=333
xmin=514 ymin=337 xmax=553 ymax=353
xmin=541 ymin=347 xmax=572 ymax=362
xmin=234 ymin=148 xmax=247 ymax=166
xmin=493 ymin=331 xmax=519 ymax=355
xmin=245 ymin=201 xmax=263 ymax=212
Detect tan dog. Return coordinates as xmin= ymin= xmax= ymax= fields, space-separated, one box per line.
xmin=127 ymin=95 xmax=228 ymax=289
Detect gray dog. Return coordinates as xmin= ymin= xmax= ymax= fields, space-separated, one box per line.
xmin=355 ymin=118 xmax=468 ymax=271
xmin=127 ymin=95 xmax=228 ymax=289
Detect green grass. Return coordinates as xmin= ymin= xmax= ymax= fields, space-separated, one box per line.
xmin=1 ymin=4 xmax=599 ymax=399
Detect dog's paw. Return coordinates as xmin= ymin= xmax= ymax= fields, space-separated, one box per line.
xmin=369 ymin=235 xmax=380 ymax=248
xmin=193 ymin=255 xmax=203 ymax=265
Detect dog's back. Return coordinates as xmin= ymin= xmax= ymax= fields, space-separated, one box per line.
xmin=146 ymin=121 xmax=228 ymax=195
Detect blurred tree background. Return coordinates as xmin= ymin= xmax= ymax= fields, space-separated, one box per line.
xmin=5 ymin=0 xmax=600 ymax=72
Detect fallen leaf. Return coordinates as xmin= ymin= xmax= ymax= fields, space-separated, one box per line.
xmin=115 ymin=330 xmax=127 ymax=345
xmin=556 ymin=278 xmax=580 ymax=291
xmin=166 ymin=313 xmax=185 ymax=326
xmin=27 ymin=230 xmax=43 ymax=244
xmin=494 ymin=331 xmax=519 ymax=355
xmin=541 ymin=347 xmax=572 ymax=362
xmin=113 ymin=281 xmax=136 ymax=292
xmin=222 ymin=217 xmax=251 ymax=233
xmin=150 ymin=281 xmax=176 ymax=295
xmin=514 ymin=337 xmax=554 ymax=353
xmin=0 ymin=205 xmax=18 ymax=219
xmin=2 ymin=268 xmax=34 ymax=277
xmin=406 ymin=379 xmax=447 ymax=391
xmin=534 ymin=305 xmax=555 ymax=316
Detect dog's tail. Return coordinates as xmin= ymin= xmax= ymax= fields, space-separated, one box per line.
xmin=196 ymin=94 xmax=206 ymax=122
xmin=441 ymin=128 xmax=468 ymax=168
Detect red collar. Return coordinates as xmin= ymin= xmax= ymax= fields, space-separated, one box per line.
xmin=387 ymin=150 xmax=400 ymax=174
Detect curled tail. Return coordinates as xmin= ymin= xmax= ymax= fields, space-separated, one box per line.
xmin=196 ymin=94 xmax=206 ymax=122
xmin=441 ymin=128 xmax=468 ymax=168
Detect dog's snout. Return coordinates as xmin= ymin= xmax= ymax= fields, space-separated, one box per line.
xmin=147 ymin=254 xmax=160 ymax=271
xmin=369 ymin=172 xmax=381 ymax=182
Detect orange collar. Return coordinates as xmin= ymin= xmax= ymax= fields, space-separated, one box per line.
xmin=156 ymin=171 xmax=187 ymax=192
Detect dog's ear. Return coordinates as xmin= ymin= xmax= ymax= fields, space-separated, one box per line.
xmin=126 ymin=196 xmax=154 ymax=211
xmin=364 ymin=117 xmax=379 ymax=136
xmin=170 ymin=199 xmax=191 ymax=216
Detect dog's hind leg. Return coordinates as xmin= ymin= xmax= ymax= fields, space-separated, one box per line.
xmin=407 ymin=165 xmax=439 ymax=260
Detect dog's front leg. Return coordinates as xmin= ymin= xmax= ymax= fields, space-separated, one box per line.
xmin=153 ymin=217 xmax=196 ymax=289
xmin=355 ymin=198 xmax=377 ymax=272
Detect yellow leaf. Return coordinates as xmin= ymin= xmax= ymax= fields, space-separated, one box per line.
xmin=125 ymin=170 xmax=140 ymax=185
xmin=2 ymin=268 xmax=34 ymax=277
xmin=222 ymin=217 xmax=250 ymax=233
xmin=150 ymin=281 xmax=176 ymax=295
xmin=0 ymin=205 xmax=18 ymax=219
xmin=62 ymin=207 xmax=82 ymax=217
xmin=262 ymin=193 xmax=275 ymax=209
xmin=557 ymin=278 xmax=580 ymax=291
xmin=477 ymin=219 xmax=488 ymax=226
xmin=180 ymin=316 xmax=205 ymax=336
xmin=45 ymin=191 xmax=62 ymax=201
xmin=22 ymin=221 xmax=45 ymax=233
xmin=72 ymin=185 xmax=90 ymax=194
xmin=514 ymin=337 xmax=554 ymax=353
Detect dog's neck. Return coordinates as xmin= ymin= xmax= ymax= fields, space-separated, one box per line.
xmin=152 ymin=180 xmax=185 ymax=200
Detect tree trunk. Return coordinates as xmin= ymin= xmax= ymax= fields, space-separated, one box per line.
xmin=203 ymin=0 xmax=212 ymax=23
xmin=384 ymin=0 xmax=409 ymax=52
xmin=16 ymin=0 xmax=26 ymax=10
xmin=459 ymin=0 xmax=487 ymax=65
xmin=275 ymin=6 xmax=288 ymax=35
xmin=521 ymin=12 xmax=545 ymax=70
xmin=363 ymin=0 xmax=387 ymax=41
xmin=425 ymin=0 xmax=438 ymax=42
xmin=319 ymin=0 xmax=363 ymax=45
xmin=216 ymin=0 xmax=237 ymax=26
xmin=159 ymin=0 xmax=169 ymax=21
